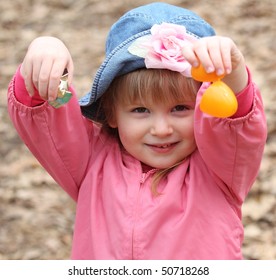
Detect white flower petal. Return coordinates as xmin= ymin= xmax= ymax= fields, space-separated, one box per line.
xmin=128 ymin=35 xmax=151 ymax=58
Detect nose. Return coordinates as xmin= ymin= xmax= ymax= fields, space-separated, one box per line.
xmin=150 ymin=116 xmax=173 ymax=137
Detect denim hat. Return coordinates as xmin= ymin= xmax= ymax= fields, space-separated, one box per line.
xmin=79 ymin=2 xmax=215 ymax=120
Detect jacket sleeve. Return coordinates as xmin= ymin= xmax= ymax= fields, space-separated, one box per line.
xmin=194 ymin=68 xmax=267 ymax=204
xmin=7 ymin=66 xmax=94 ymax=201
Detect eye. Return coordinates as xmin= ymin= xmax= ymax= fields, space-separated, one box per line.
xmin=132 ymin=107 xmax=150 ymax=113
xmin=172 ymin=105 xmax=190 ymax=112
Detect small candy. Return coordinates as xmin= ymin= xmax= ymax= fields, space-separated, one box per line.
xmin=48 ymin=72 xmax=72 ymax=108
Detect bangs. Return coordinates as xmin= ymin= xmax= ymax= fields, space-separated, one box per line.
xmin=100 ymin=69 xmax=200 ymax=129
xmin=115 ymin=69 xmax=198 ymax=107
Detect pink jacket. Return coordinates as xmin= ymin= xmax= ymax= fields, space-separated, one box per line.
xmin=7 ymin=67 xmax=267 ymax=259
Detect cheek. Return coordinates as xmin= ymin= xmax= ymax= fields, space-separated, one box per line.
xmin=117 ymin=123 xmax=145 ymax=151
xmin=182 ymin=115 xmax=195 ymax=137
xmin=118 ymin=129 xmax=129 ymax=145
xmin=117 ymin=125 xmax=135 ymax=147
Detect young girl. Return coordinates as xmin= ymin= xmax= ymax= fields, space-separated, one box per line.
xmin=7 ymin=3 xmax=267 ymax=259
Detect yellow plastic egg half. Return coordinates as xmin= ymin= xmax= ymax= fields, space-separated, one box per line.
xmin=200 ymin=81 xmax=238 ymax=118
xmin=191 ymin=64 xmax=225 ymax=82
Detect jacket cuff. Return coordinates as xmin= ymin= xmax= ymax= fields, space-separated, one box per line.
xmin=14 ymin=65 xmax=45 ymax=107
xmin=231 ymin=67 xmax=254 ymax=118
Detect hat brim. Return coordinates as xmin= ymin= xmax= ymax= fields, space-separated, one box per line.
xmin=79 ymin=3 xmax=216 ymax=121
xmin=79 ymin=30 xmax=151 ymax=120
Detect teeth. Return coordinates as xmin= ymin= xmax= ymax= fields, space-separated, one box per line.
xmin=159 ymin=144 xmax=170 ymax=148
xmin=149 ymin=143 xmax=174 ymax=148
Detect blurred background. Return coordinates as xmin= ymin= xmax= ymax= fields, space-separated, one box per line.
xmin=0 ymin=0 xmax=275 ymax=259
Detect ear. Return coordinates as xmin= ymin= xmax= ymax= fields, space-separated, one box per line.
xmin=108 ymin=117 xmax=118 ymax=128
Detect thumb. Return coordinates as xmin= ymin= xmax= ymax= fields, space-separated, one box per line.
xmin=66 ymin=60 xmax=74 ymax=86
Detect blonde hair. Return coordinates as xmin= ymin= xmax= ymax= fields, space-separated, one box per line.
xmin=98 ymin=69 xmax=199 ymax=195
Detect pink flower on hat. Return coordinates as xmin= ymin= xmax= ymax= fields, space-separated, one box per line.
xmin=128 ymin=22 xmax=197 ymax=77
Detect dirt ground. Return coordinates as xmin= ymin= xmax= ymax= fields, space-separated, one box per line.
xmin=0 ymin=0 xmax=275 ymax=260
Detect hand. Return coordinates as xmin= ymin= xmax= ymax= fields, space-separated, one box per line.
xmin=20 ymin=36 xmax=74 ymax=101
xmin=183 ymin=36 xmax=248 ymax=93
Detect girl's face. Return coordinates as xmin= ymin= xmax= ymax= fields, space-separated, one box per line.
xmin=103 ymin=69 xmax=200 ymax=169
xmin=110 ymin=98 xmax=196 ymax=169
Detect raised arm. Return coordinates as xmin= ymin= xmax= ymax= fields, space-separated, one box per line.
xmin=7 ymin=37 xmax=91 ymax=201
xmin=186 ymin=36 xmax=267 ymax=203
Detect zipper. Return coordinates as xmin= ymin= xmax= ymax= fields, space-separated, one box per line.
xmin=132 ymin=170 xmax=157 ymax=259
xmin=140 ymin=172 xmax=146 ymax=184
xmin=132 ymin=173 xmax=144 ymax=259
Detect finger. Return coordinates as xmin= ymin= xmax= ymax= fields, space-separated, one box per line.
xmin=66 ymin=59 xmax=74 ymax=86
xmin=47 ymin=60 xmax=68 ymax=101
xmin=21 ymin=58 xmax=36 ymax=96
xmin=192 ymin=39 xmax=215 ymax=73
xmin=218 ymin=38 xmax=233 ymax=74
xmin=226 ymin=39 xmax=244 ymax=73
xmin=31 ymin=58 xmax=43 ymax=95
xmin=206 ymin=38 xmax=225 ymax=76
xmin=182 ymin=43 xmax=200 ymax=67
xmin=37 ymin=58 xmax=54 ymax=100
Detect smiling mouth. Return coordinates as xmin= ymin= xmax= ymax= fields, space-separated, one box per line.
xmin=147 ymin=142 xmax=178 ymax=151
xmin=155 ymin=143 xmax=173 ymax=148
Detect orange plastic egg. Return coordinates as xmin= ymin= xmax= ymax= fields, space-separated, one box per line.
xmin=200 ymin=81 xmax=238 ymax=118
xmin=191 ymin=64 xmax=225 ymax=82
xmin=191 ymin=63 xmax=238 ymax=118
